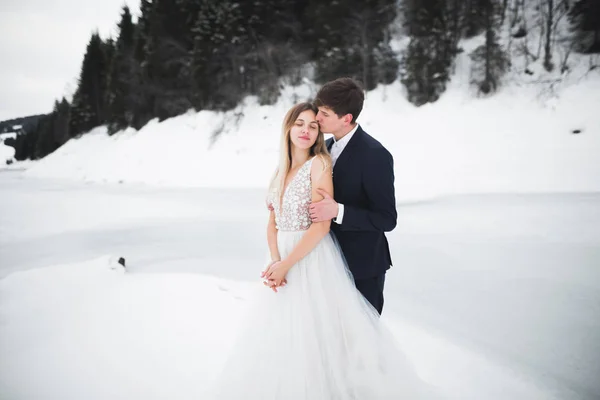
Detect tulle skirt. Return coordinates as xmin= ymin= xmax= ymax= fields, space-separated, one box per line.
xmin=209 ymin=230 xmax=430 ymax=399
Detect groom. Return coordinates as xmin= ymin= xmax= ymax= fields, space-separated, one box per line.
xmin=310 ymin=77 xmax=397 ymax=315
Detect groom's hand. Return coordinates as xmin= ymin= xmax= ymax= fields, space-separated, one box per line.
xmin=309 ymin=189 xmax=338 ymax=222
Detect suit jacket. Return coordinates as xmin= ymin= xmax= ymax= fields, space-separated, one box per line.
xmin=327 ymin=126 xmax=397 ymax=280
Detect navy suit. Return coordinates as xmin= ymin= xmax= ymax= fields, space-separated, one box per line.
xmin=327 ymin=126 xmax=397 ymax=314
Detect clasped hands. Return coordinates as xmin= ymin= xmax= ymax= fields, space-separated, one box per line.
xmin=261 ymin=260 xmax=291 ymax=293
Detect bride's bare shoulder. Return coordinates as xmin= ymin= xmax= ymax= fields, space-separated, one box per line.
xmin=310 ymin=154 xmax=333 ymax=185
xmin=311 ymin=154 xmax=332 ymax=174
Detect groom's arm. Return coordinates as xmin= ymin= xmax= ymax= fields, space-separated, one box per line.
xmin=338 ymin=147 xmax=397 ymax=232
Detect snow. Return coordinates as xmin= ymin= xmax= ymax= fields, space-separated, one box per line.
xmin=11 ymin=1 xmax=600 ymax=199
xmin=0 ymin=141 xmax=15 ymax=165
xmin=1 ymin=172 xmax=598 ymax=399
xmin=2 ymin=60 xmax=599 ymax=400
xmin=0 ymin=132 xmax=18 ymax=140
xmin=2 ymin=6 xmax=599 ymax=397
xmin=1 ymin=132 xmax=18 ymax=165
xmin=0 ymin=256 xmax=554 ymax=400
xmin=18 ymin=74 xmax=600 ymax=202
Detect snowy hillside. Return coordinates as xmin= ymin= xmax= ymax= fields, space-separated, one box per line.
xmin=6 ymin=0 xmax=598 ymax=199
xmin=20 ymin=72 xmax=600 ymax=201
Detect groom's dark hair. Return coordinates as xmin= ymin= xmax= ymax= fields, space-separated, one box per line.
xmin=314 ymin=77 xmax=364 ymax=124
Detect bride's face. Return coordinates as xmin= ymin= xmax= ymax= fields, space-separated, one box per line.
xmin=289 ymin=110 xmax=319 ymax=151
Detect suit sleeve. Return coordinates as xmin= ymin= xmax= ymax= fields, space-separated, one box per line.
xmin=339 ymin=147 xmax=397 ymax=232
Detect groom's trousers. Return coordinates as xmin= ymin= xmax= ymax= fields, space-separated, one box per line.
xmin=354 ymin=274 xmax=386 ymax=315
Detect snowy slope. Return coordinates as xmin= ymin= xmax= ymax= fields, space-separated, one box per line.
xmin=17 ymin=73 xmax=599 ymax=202
xmin=12 ymin=0 xmax=600 ymax=200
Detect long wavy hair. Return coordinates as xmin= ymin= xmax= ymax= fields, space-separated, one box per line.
xmin=269 ymin=102 xmax=330 ymax=200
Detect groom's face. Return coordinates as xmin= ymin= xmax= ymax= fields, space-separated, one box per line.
xmin=316 ymin=106 xmax=347 ymax=135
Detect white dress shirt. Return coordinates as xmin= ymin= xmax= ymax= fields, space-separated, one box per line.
xmin=330 ymin=124 xmax=359 ymax=225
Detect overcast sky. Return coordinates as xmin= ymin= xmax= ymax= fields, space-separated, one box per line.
xmin=0 ymin=0 xmax=139 ymax=121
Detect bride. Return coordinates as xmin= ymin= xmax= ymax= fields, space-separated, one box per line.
xmin=209 ymin=102 xmax=432 ymax=399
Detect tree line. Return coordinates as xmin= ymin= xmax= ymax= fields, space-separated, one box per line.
xmin=7 ymin=0 xmax=599 ymax=161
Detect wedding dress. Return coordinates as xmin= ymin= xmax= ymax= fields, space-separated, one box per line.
xmin=209 ymin=157 xmax=431 ymax=399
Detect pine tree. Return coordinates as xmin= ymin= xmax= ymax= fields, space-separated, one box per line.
xmin=106 ymin=6 xmax=138 ymax=134
xmin=469 ymin=0 xmax=509 ymax=94
xmin=190 ymin=0 xmax=247 ymax=110
xmin=463 ymin=0 xmax=491 ymax=37
xmin=374 ymin=40 xmax=400 ymax=85
xmin=132 ymin=0 xmax=155 ymax=129
xmin=401 ymin=0 xmax=457 ymax=105
xmin=69 ymin=32 xmax=110 ymax=136
xmin=307 ymin=0 xmax=398 ymax=90
xmin=445 ymin=0 xmax=467 ymax=48
xmin=10 ymin=124 xmax=38 ymax=160
xmin=23 ymin=98 xmax=71 ymax=160
xmin=53 ymin=98 xmax=71 ymax=147
xmin=569 ymin=0 xmax=600 ymax=53
xmin=32 ymin=114 xmax=53 ymax=159
xmin=133 ymin=0 xmax=192 ymax=121
xmin=235 ymin=0 xmax=308 ymax=104
xmin=543 ymin=0 xmax=554 ymax=71
xmin=135 ymin=0 xmax=153 ymax=64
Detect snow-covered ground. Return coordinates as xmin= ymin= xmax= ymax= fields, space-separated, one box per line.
xmin=1 ymin=170 xmax=599 ymax=399
xmin=2 ymin=73 xmax=600 ymax=399
xmin=2 ymin=2 xmax=599 ymax=397
xmin=2 ymin=28 xmax=599 ymax=399
xmin=0 ymin=134 xmax=16 ymax=165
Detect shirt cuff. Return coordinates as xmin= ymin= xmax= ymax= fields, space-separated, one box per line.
xmin=334 ymin=203 xmax=344 ymax=224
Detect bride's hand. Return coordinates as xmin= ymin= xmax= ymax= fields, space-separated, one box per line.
xmin=261 ymin=260 xmax=279 ymax=279
xmin=265 ymin=261 xmax=291 ymax=289
xmin=263 ymin=278 xmax=287 ymax=292
xmin=261 ymin=260 xmax=287 ymax=292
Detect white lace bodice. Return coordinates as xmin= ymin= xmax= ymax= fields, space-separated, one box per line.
xmin=268 ymin=158 xmax=315 ymax=232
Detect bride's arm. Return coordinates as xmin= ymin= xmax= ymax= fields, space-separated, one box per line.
xmin=267 ymin=209 xmax=280 ymax=261
xmin=278 ymin=156 xmax=333 ymax=271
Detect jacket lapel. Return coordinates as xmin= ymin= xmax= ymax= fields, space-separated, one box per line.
xmin=326 ymin=137 xmax=334 ymax=152
xmin=333 ymin=126 xmax=363 ymax=174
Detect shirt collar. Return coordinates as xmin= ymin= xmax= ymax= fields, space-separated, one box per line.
xmin=333 ymin=124 xmax=359 ymax=146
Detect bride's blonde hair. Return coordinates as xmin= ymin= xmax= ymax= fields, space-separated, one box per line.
xmin=269 ymin=102 xmax=330 ymax=199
